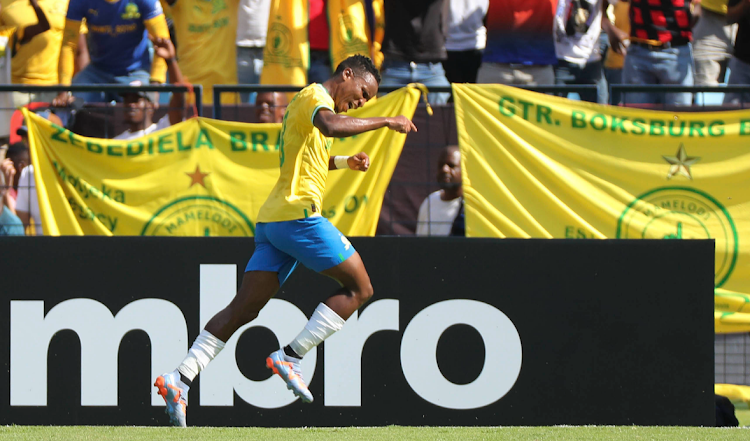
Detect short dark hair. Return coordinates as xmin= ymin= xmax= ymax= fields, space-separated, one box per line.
xmin=334 ymin=55 xmax=381 ymax=84
xmin=7 ymin=142 xmax=28 ymax=161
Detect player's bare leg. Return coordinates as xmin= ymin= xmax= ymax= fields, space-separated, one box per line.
xmin=205 ymin=270 xmax=280 ymax=341
xmin=156 ymin=270 xmax=279 ymax=426
xmin=267 ymin=251 xmax=373 ymax=403
xmin=321 ymin=251 xmax=374 ymax=320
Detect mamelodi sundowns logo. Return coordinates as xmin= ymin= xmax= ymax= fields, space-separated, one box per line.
xmin=617 ymin=187 xmax=737 ymax=287
xmin=142 ymin=196 xmax=254 ymax=237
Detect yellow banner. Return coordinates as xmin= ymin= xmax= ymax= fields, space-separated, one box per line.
xmin=453 ymin=84 xmax=750 ymax=333
xmin=26 ymin=87 xmax=419 ymax=237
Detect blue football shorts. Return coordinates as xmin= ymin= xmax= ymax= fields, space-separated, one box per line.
xmin=245 ymin=216 xmax=356 ymax=286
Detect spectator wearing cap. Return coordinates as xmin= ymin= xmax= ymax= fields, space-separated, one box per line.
xmin=379 ymin=0 xmax=451 ymax=104
xmin=114 ymin=36 xmax=185 ymax=140
xmin=478 ymin=0 xmax=557 ymax=86
xmin=605 ymin=0 xmax=701 ymax=106
xmin=723 ymin=0 xmax=750 ymax=104
xmin=56 ymin=0 xmax=171 ymax=104
xmin=554 ymin=0 xmax=608 ymax=104
xmin=444 ymin=0 xmax=488 ymax=84
xmin=693 ymin=0 xmax=736 ymax=86
xmin=0 ymin=170 xmax=24 ymax=236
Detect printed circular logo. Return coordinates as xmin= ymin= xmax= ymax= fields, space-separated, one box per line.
xmin=142 ymin=196 xmax=254 ymax=237
xmin=267 ymin=22 xmax=292 ymax=56
xmin=617 ymin=187 xmax=738 ymax=287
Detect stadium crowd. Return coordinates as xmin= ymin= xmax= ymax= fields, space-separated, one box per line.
xmin=0 ymin=0 xmax=748 ymax=236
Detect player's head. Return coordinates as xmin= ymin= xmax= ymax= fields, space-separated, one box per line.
xmin=255 ymin=92 xmax=288 ymax=124
xmin=437 ymin=145 xmax=461 ymax=190
xmin=122 ymin=91 xmax=155 ymax=125
xmin=330 ymin=55 xmax=380 ymax=113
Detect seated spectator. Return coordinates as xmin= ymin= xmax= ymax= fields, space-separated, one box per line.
xmin=380 ymin=0 xmax=451 ymax=104
xmin=416 ymin=145 xmax=464 ymax=237
xmin=254 ymin=91 xmax=288 ymax=124
xmin=0 ymin=142 xmax=30 ymax=214
xmin=723 ymin=0 xmax=750 ymax=105
xmin=606 ymin=0 xmax=700 ymax=106
xmin=554 ymin=0 xmax=608 ymax=104
xmin=0 ymin=171 xmax=24 ymax=236
xmin=478 ymin=0 xmax=557 ymax=86
xmin=56 ymin=0 xmax=171 ymax=104
xmin=444 ymin=0 xmax=488 ymax=84
xmin=694 ymin=0 xmax=736 ymax=86
xmin=113 ymin=36 xmax=185 ymax=140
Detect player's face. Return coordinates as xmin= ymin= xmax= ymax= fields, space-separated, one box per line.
xmin=437 ymin=148 xmax=461 ymax=189
xmin=336 ymin=69 xmax=378 ymax=113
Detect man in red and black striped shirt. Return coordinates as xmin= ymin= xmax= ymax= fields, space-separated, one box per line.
xmin=603 ymin=0 xmax=701 ymax=105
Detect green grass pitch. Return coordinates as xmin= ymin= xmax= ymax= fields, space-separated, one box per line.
xmin=0 ymin=426 xmax=748 ymax=441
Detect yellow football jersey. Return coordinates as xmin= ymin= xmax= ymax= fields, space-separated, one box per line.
xmin=0 ymin=0 xmax=68 ymax=84
xmin=165 ymin=0 xmax=239 ymax=104
xmin=257 ymin=83 xmax=336 ymax=223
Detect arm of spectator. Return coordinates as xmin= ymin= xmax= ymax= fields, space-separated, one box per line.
xmin=1 ymin=158 xmax=15 ymax=215
xmin=58 ymin=19 xmax=81 ymax=86
xmin=144 ymin=14 xmax=170 ymax=84
xmin=601 ymin=0 xmax=628 ymax=56
xmin=313 ymin=110 xmax=417 ymax=138
xmin=727 ymin=0 xmax=750 ymax=25
xmin=691 ymin=1 xmax=701 ymax=27
xmin=151 ymin=35 xmax=185 ymax=125
xmin=74 ymin=28 xmax=89 ymax=76
xmin=19 ymin=0 xmax=51 ymax=45
xmin=554 ymin=0 xmax=570 ymax=42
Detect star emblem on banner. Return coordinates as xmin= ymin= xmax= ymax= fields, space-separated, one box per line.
xmin=186 ymin=165 xmax=210 ymax=188
xmin=663 ymin=144 xmax=700 ymax=180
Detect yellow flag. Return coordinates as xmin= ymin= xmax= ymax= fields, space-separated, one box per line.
xmin=261 ymin=0 xmax=371 ymax=85
xmin=261 ymin=0 xmax=309 ymax=86
xmin=328 ymin=0 xmax=371 ymax=71
xmin=24 ymin=87 xmax=420 ymax=237
xmin=453 ymin=84 xmax=750 ymax=332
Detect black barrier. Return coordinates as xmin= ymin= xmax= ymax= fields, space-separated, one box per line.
xmin=211 ymin=84 xmax=598 ymax=120
xmin=0 ymin=237 xmax=714 ymax=426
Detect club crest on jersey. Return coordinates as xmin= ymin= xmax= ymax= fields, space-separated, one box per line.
xmin=121 ymin=3 xmax=141 ymax=19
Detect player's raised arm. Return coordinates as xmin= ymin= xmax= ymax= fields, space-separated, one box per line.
xmin=313 ymin=55 xmax=417 ymax=138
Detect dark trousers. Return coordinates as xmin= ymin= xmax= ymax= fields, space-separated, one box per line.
xmin=444 ymin=49 xmax=483 ymax=83
xmin=554 ymin=59 xmax=608 ymax=104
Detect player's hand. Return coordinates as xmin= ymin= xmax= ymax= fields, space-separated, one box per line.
xmin=386 ymin=115 xmax=417 ymax=134
xmin=347 ymin=152 xmax=370 ymax=172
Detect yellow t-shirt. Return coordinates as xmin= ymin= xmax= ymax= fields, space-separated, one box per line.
xmin=701 ymin=0 xmax=728 ymax=15
xmin=258 ymin=83 xmax=335 ymax=223
xmin=165 ymin=0 xmax=239 ymax=104
xmin=0 ymin=0 xmax=68 ymax=84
